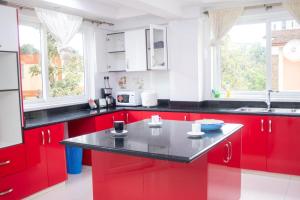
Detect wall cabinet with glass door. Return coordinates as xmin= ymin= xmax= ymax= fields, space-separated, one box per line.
xmin=106 ymin=24 xmax=168 ymax=72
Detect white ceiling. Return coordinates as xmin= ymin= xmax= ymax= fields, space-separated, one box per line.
xmin=6 ymin=0 xmax=283 ymax=23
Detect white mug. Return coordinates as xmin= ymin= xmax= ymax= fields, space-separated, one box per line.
xmin=192 ymin=123 xmax=202 ymax=132
xmin=151 ymin=115 xmax=161 ymax=124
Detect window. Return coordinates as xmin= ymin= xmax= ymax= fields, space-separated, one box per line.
xmin=19 ymin=22 xmax=43 ymax=100
xmin=271 ymin=20 xmax=300 ymax=91
xmin=19 ymin=18 xmax=88 ymax=109
xmin=220 ymin=23 xmax=267 ymax=91
xmin=213 ymin=12 xmax=300 ymax=99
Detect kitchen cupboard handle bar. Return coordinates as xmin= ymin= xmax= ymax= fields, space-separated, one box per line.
xmin=126 ymin=113 xmax=129 ymax=123
xmin=47 ymin=129 xmax=51 ymax=144
xmin=224 ymin=143 xmax=230 ymax=163
xmin=261 ymin=119 xmax=264 ymax=132
xmin=41 ymin=131 xmax=45 ymax=145
xmin=228 ymin=141 xmax=233 ymax=160
xmin=184 ymin=115 xmax=187 ymax=121
xmin=0 ymin=160 xmax=11 ymax=166
xmin=269 ymin=120 xmax=272 ymax=133
xmin=0 ymin=188 xmax=13 ymax=196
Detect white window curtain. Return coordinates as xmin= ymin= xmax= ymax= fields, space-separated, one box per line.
xmin=283 ymin=0 xmax=300 ymax=24
xmin=209 ymin=7 xmax=244 ymax=46
xmin=82 ymin=22 xmax=97 ymax=99
xmin=35 ymin=8 xmax=83 ymax=50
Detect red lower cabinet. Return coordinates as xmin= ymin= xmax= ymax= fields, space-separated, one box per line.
xmin=190 ymin=113 xmax=268 ymax=171
xmin=207 ymin=130 xmax=241 ymax=200
xmin=267 ymin=116 xmax=300 ymax=175
xmin=24 ymin=123 xmax=67 ymax=196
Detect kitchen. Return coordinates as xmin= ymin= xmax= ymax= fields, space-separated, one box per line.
xmin=0 ymin=0 xmax=300 ymax=199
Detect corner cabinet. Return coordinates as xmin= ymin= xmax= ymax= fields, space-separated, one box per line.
xmin=148 ymin=24 xmax=168 ymax=70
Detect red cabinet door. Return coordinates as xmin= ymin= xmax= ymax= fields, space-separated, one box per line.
xmin=267 ymin=116 xmax=300 ymax=175
xmin=24 ymin=128 xmax=49 ymax=195
xmin=0 ymin=171 xmax=27 ymax=200
xmin=45 ymin=124 xmax=67 ymax=186
xmin=207 ymin=131 xmax=241 ymax=200
xmin=95 ymin=113 xmax=114 ymax=131
xmin=241 ymin=115 xmax=268 ymax=171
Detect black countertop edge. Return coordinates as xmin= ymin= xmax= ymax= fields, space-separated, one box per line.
xmin=23 ymin=106 xmax=300 ymax=130
xmin=60 ymin=124 xmax=243 ymax=163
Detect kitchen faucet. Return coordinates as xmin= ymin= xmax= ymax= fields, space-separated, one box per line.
xmin=266 ymin=90 xmax=278 ymax=111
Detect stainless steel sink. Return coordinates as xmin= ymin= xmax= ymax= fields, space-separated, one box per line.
xmin=234 ymin=107 xmax=300 ymax=114
xmin=234 ymin=107 xmax=269 ymax=112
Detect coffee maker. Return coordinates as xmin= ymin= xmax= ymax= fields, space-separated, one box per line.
xmin=101 ymin=76 xmax=114 ymax=108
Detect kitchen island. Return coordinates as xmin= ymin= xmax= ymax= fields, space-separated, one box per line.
xmin=62 ymin=119 xmax=243 ymax=200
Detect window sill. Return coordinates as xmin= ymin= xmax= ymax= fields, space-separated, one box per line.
xmin=24 ymin=98 xmax=88 ymax=112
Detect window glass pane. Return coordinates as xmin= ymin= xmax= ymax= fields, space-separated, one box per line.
xmin=47 ymin=33 xmax=85 ymax=97
xmin=271 ymin=20 xmax=300 ymax=91
xmin=19 ymin=24 xmax=43 ymax=100
xmin=220 ymin=23 xmax=267 ymax=91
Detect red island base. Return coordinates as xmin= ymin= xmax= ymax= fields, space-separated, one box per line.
xmin=91 ymin=130 xmax=241 ymax=200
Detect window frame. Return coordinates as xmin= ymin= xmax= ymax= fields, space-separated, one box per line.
xmin=20 ymin=15 xmax=91 ymax=111
xmin=212 ymin=10 xmax=300 ymax=101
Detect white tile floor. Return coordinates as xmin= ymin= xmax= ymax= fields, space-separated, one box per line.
xmin=25 ymin=167 xmax=300 ymax=200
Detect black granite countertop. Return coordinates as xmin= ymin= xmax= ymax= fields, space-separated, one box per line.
xmin=24 ymin=100 xmax=300 ymax=130
xmin=61 ymin=120 xmax=243 ymax=163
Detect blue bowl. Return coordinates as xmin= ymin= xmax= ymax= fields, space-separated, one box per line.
xmin=201 ymin=123 xmax=224 ymax=131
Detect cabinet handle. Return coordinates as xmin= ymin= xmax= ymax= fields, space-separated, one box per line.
xmin=269 ymin=120 xmax=272 ymax=133
xmin=47 ymin=129 xmax=51 ymax=144
xmin=126 ymin=113 xmax=129 ymax=123
xmin=0 ymin=188 xmax=13 ymax=196
xmin=184 ymin=115 xmax=187 ymax=121
xmin=0 ymin=160 xmax=11 ymax=166
xmin=41 ymin=131 xmax=45 ymax=145
xmin=228 ymin=141 xmax=233 ymax=160
xmin=261 ymin=119 xmax=264 ymax=132
xmin=223 ymin=143 xmax=230 ymax=163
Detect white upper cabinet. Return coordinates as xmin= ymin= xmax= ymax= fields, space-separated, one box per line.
xmin=125 ymin=29 xmax=147 ymax=71
xmin=0 ymin=5 xmax=18 ymax=52
xmin=149 ymin=24 xmax=168 ymax=70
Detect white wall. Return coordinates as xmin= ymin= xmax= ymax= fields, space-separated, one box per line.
xmin=95 ymin=16 xmax=206 ymax=101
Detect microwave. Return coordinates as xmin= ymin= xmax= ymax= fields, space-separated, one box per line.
xmin=116 ymin=91 xmax=142 ymax=106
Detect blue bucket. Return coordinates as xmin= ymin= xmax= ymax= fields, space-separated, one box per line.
xmin=65 ymin=146 xmax=83 ymax=174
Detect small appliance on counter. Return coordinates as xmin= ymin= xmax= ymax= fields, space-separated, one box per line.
xmin=141 ymin=91 xmax=158 ymax=107
xmin=101 ymin=76 xmax=114 ymax=108
xmin=115 ymin=90 xmax=142 ymax=107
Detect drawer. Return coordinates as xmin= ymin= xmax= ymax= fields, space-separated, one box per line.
xmin=0 ymin=145 xmax=26 ymax=178
xmin=0 ymin=171 xmax=27 ymax=200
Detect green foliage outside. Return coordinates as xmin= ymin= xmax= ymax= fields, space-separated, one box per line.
xmin=21 ymin=33 xmax=84 ymax=97
xmin=220 ymin=35 xmax=266 ymax=91
xmin=47 ymin=33 xmax=84 ymax=97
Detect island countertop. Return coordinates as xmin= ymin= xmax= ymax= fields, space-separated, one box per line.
xmin=61 ymin=120 xmax=243 ymax=163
